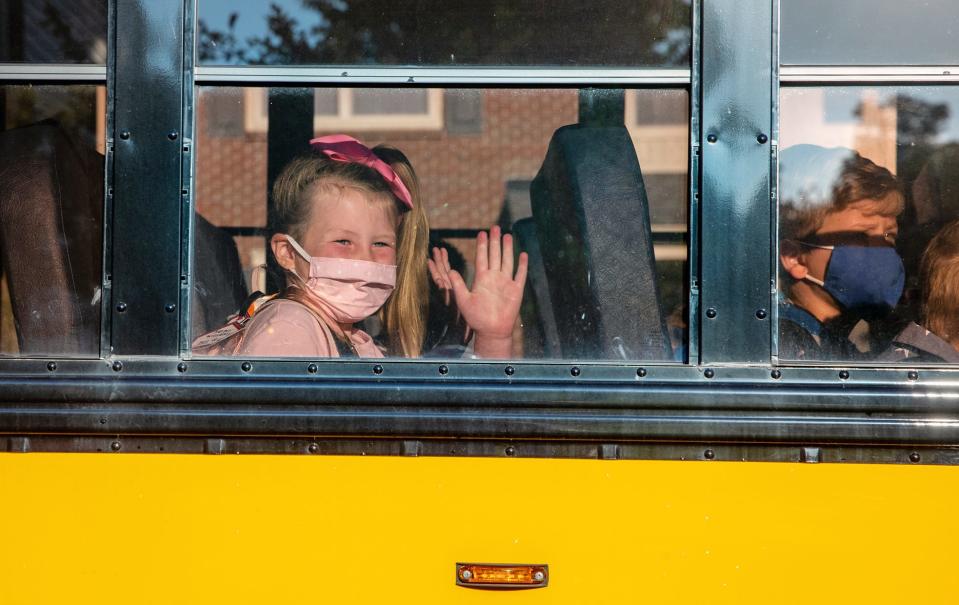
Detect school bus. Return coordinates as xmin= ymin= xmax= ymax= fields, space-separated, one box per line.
xmin=1 ymin=0 xmax=958 ymax=602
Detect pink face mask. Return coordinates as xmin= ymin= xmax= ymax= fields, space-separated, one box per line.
xmin=285 ymin=236 xmax=396 ymax=323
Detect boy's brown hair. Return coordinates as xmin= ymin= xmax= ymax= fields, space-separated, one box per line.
xmin=780 ymin=146 xmax=904 ymax=241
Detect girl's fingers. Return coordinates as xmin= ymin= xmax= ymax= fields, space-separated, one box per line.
xmin=441 ymin=247 xmax=451 ymax=272
xmin=502 ymin=233 xmax=514 ymax=276
xmin=474 ymin=230 xmax=489 ymax=273
xmin=448 ymin=269 xmax=470 ymax=306
xmin=513 ymin=251 xmax=529 ymax=288
xmin=488 ymin=225 xmax=502 ymax=272
xmin=427 ymin=258 xmax=444 ymax=287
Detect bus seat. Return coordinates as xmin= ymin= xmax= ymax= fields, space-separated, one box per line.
xmin=192 ymin=213 xmax=248 ymax=339
xmin=529 ymin=124 xmax=672 ymax=360
xmin=0 ymin=121 xmax=103 ymax=355
xmin=512 ymin=217 xmax=561 ymax=357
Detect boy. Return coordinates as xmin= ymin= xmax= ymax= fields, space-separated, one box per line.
xmin=778 ymin=144 xmax=905 ymax=361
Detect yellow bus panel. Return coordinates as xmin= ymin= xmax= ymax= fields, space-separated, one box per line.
xmin=1 ymin=454 xmax=956 ymax=604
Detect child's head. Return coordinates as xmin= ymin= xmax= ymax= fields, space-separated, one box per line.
xmin=269 ymin=143 xmax=409 ymax=280
xmin=779 ymin=145 xmax=905 ymax=321
xmin=920 ymin=219 xmax=959 ymax=348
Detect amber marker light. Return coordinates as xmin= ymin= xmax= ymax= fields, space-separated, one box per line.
xmin=456 ymin=563 xmax=548 ymax=589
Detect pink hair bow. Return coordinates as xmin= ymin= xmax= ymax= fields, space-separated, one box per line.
xmin=309 ymin=134 xmax=413 ymax=210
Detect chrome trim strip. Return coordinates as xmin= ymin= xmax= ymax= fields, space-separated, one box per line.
xmin=782 ymin=65 xmax=959 ymax=83
xmin=0 ymin=64 xmax=106 ymax=81
xmin=195 ymin=66 xmax=691 ymax=85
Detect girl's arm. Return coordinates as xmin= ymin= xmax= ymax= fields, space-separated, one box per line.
xmin=429 ymin=225 xmax=528 ymax=359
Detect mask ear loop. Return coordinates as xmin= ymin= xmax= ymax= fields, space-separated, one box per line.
xmin=795 ymin=241 xmax=833 ymax=288
xmin=282 ymin=235 xmax=312 ymax=284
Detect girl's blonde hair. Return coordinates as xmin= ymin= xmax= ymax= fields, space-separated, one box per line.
xmin=372 ymin=145 xmax=430 ymax=358
xmin=920 ymin=219 xmax=959 ymax=348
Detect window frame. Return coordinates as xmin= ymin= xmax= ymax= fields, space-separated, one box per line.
xmin=1 ymin=0 xmax=959 ymax=456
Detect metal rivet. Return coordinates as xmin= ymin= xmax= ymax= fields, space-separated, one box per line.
xmin=116 ymin=302 xmax=127 ymax=313
xmin=704 ymin=368 xmax=715 ymax=379
xmin=704 ymin=448 xmax=715 ymax=460
xmin=99 ymin=416 xmax=107 ymax=424
xmin=533 ymin=571 xmax=545 ymax=582
xmin=307 ymin=363 xmax=318 ymax=374
xmin=637 ymin=367 xmax=647 ymax=377
xmin=47 ymin=361 xmax=57 ymax=372
xmin=438 ymin=364 xmax=449 ymax=375
xmin=570 ymin=366 xmax=581 ymax=377
xmin=241 ymin=361 xmax=252 ymax=372
xmin=110 ymin=441 xmax=121 ymax=451
xmin=909 ymin=452 xmax=921 ymax=463
xmin=705 ymin=307 xmax=717 ymax=319
xmin=372 ymin=364 xmax=384 ymax=375
xmin=164 ymin=303 xmax=176 ymax=313
xmin=177 ymin=362 xmax=187 ymax=373
xmin=755 ymin=308 xmax=767 ymax=320
xmin=757 ymin=133 xmax=768 ymax=144
xmin=907 ymin=370 xmax=919 ymax=381
xmin=771 ymin=369 xmax=781 ymax=379
xmin=839 ymin=370 xmax=849 ymax=380
xmin=182 ymin=145 xmax=189 ymax=152
xmin=706 ymin=133 xmax=718 ymax=143
xmin=112 ymin=360 xmax=123 ymax=372
xmin=505 ymin=445 xmax=516 ymax=456
xmin=505 ymin=365 xmax=515 ymax=376
xmin=308 ymin=443 xmax=319 ymax=454
xmin=119 ymin=130 xmax=130 ymax=140
xmin=167 ymin=131 xmax=178 ymax=141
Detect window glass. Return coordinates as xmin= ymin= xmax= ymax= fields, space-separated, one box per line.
xmin=0 ymin=0 xmax=107 ymax=63
xmin=0 ymin=84 xmax=105 ymax=356
xmin=781 ymin=0 xmax=958 ymax=66
xmin=779 ymin=86 xmax=959 ymax=364
xmin=197 ymin=0 xmax=691 ymax=67
xmin=193 ymin=86 xmax=689 ymax=362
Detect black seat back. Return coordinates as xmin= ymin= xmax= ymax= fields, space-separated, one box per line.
xmin=529 ymin=124 xmax=672 ymax=360
xmin=0 ymin=122 xmax=103 ymax=356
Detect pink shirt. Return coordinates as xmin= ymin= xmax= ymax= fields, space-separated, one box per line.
xmin=235 ymin=299 xmax=384 ymax=358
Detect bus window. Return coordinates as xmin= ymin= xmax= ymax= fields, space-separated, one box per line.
xmin=197 ymin=0 xmax=690 ymax=68
xmin=781 ymin=0 xmax=957 ymax=66
xmin=0 ymin=0 xmax=107 ymax=64
xmin=0 ymin=85 xmax=106 ymax=357
xmin=778 ymin=86 xmax=959 ymax=364
xmin=192 ymin=86 xmax=689 ymax=361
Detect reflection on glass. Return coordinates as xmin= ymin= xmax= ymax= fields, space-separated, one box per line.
xmin=0 ymin=0 xmax=107 ymax=63
xmin=197 ymin=0 xmax=690 ymax=67
xmin=0 ymin=85 xmax=105 ymax=356
xmin=779 ymin=86 xmax=959 ymax=363
xmin=781 ymin=0 xmax=957 ymax=65
xmin=194 ymin=87 xmax=689 ymax=361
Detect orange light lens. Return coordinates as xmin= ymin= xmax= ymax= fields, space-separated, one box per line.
xmin=457 ymin=564 xmax=548 ymax=586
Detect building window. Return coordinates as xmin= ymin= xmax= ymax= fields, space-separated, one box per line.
xmin=243 ymin=88 xmax=444 ymax=133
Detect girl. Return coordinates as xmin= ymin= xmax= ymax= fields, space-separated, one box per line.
xmin=234 ymin=135 xmax=527 ymax=359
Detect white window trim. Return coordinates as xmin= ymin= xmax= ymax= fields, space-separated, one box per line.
xmin=244 ymin=88 xmax=444 ymax=133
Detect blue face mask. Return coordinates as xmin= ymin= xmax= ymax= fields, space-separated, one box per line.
xmin=803 ymin=244 xmax=905 ymax=317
